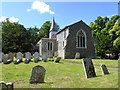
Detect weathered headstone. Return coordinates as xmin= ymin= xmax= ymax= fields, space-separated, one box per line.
xmin=101 ymin=64 xmax=109 ymax=75
xmin=24 ymin=52 xmax=31 ymax=64
xmin=3 ymin=54 xmax=10 ymax=64
xmin=29 ymin=65 xmax=46 ymax=84
xmin=14 ymin=52 xmax=23 ymax=64
xmin=2 ymin=52 xmax=4 ymax=62
xmin=55 ymin=57 xmax=61 ymax=63
xmin=82 ymin=58 xmax=96 ymax=78
xmin=0 ymin=81 xmax=13 ymax=89
xmin=75 ymin=52 xmax=80 ymax=59
xmin=0 ymin=52 xmax=4 ymax=63
xmin=118 ymin=53 xmax=120 ymax=60
xmin=34 ymin=52 xmax=39 ymax=63
xmin=8 ymin=52 xmax=14 ymax=62
xmin=54 ymin=51 xmax=58 ymax=57
xmin=42 ymin=53 xmax=47 ymax=62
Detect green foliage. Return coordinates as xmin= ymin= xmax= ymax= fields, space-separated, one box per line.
xmin=109 ymin=18 xmax=120 ymax=49
xmin=2 ymin=18 xmax=60 ymax=53
xmin=89 ymin=15 xmax=120 ymax=58
xmin=2 ymin=19 xmax=30 ymax=53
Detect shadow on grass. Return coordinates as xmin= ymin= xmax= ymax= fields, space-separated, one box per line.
xmin=30 ymin=82 xmax=53 ymax=85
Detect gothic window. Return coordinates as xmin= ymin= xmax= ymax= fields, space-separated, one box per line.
xmin=48 ymin=42 xmax=52 ymax=50
xmin=76 ymin=30 xmax=86 ymax=48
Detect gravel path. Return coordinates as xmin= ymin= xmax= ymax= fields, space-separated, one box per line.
xmin=63 ymin=62 xmax=120 ymax=71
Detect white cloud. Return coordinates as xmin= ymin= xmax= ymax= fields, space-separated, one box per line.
xmin=0 ymin=16 xmax=7 ymax=22
xmin=26 ymin=9 xmax=31 ymax=12
xmin=0 ymin=16 xmax=19 ymax=23
xmin=27 ymin=1 xmax=55 ymax=15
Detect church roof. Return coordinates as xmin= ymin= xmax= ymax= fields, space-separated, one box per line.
xmin=53 ymin=20 xmax=83 ymax=36
xmin=50 ymin=17 xmax=57 ymax=32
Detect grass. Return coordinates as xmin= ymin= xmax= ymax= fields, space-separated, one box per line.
xmin=62 ymin=59 xmax=119 ymax=68
xmin=1 ymin=58 xmax=119 ymax=88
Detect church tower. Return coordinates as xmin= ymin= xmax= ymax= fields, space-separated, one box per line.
xmin=118 ymin=1 xmax=120 ymax=15
xmin=49 ymin=18 xmax=57 ymax=38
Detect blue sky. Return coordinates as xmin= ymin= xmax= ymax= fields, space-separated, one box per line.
xmin=1 ymin=1 xmax=118 ymax=29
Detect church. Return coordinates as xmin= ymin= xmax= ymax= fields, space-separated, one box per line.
xmin=37 ymin=18 xmax=96 ymax=59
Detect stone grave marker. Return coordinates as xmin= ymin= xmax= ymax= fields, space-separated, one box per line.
xmin=55 ymin=57 xmax=61 ymax=63
xmin=24 ymin=52 xmax=31 ymax=64
xmin=14 ymin=52 xmax=23 ymax=64
xmin=29 ymin=65 xmax=46 ymax=84
xmin=8 ymin=52 xmax=14 ymax=62
xmin=34 ymin=52 xmax=39 ymax=63
xmin=0 ymin=81 xmax=13 ymax=89
xmin=42 ymin=52 xmax=47 ymax=62
xmin=82 ymin=58 xmax=96 ymax=78
xmin=54 ymin=51 xmax=58 ymax=57
xmin=75 ymin=52 xmax=80 ymax=59
xmin=3 ymin=54 xmax=9 ymax=64
xmin=118 ymin=53 xmax=120 ymax=60
xmin=101 ymin=64 xmax=109 ymax=75
xmin=0 ymin=52 xmax=4 ymax=63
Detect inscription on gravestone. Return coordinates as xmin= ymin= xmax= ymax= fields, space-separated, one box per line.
xmin=101 ymin=64 xmax=109 ymax=75
xmin=82 ymin=58 xmax=96 ymax=78
xmin=29 ymin=65 xmax=46 ymax=84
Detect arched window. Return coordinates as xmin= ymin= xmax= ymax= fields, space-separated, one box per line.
xmin=76 ymin=30 xmax=86 ymax=48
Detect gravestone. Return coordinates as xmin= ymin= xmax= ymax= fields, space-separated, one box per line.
xmin=101 ymin=64 xmax=109 ymax=74
xmin=0 ymin=52 xmax=4 ymax=63
xmin=75 ymin=52 xmax=80 ymax=59
xmin=55 ymin=57 xmax=61 ymax=63
xmin=54 ymin=51 xmax=58 ymax=57
xmin=29 ymin=65 xmax=46 ymax=84
xmin=24 ymin=52 xmax=31 ymax=64
xmin=34 ymin=52 xmax=39 ymax=63
xmin=14 ymin=52 xmax=23 ymax=64
xmin=2 ymin=52 xmax=4 ymax=62
xmin=3 ymin=54 xmax=10 ymax=64
xmin=42 ymin=53 xmax=47 ymax=62
xmin=7 ymin=52 xmax=14 ymax=62
xmin=118 ymin=53 xmax=120 ymax=60
xmin=0 ymin=81 xmax=13 ymax=89
xmin=82 ymin=58 xmax=96 ymax=78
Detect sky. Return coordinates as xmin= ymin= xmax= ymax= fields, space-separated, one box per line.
xmin=0 ymin=0 xmax=119 ymax=29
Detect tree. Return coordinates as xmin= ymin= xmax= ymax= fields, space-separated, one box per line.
xmin=89 ymin=15 xmax=120 ymax=58
xmin=2 ymin=19 xmax=30 ymax=53
xmin=109 ymin=18 xmax=120 ymax=58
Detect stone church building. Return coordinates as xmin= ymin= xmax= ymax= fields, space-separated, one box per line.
xmin=37 ymin=18 xmax=96 ymax=59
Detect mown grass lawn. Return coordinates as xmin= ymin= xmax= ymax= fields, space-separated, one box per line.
xmin=1 ymin=58 xmax=119 ymax=88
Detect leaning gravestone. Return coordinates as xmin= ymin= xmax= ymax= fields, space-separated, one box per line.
xmin=42 ymin=52 xmax=47 ymax=62
xmin=82 ymin=58 xmax=96 ymax=78
xmin=55 ymin=57 xmax=61 ymax=63
xmin=24 ymin=52 xmax=31 ymax=64
xmin=34 ymin=52 xmax=39 ymax=63
xmin=101 ymin=64 xmax=109 ymax=75
xmin=29 ymin=65 xmax=46 ymax=84
xmin=75 ymin=52 xmax=80 ymax=59
xmin=14 ymin=52 xmax=23 ymax=64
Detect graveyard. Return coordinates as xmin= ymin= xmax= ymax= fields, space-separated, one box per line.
xmin=1 ymin=55 xmax=119 ymax=88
